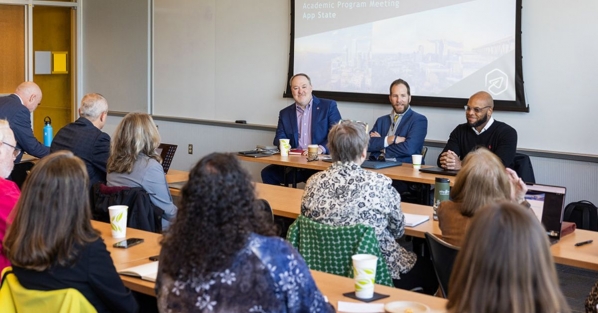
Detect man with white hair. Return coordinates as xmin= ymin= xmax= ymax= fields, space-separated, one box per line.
xmin=51 ymin=93 xmax=110 ymax=186
xmin=0 ymin=81 xmax=50 ymax=162
xmin=0 ymin=119 xmax=20 ymax=270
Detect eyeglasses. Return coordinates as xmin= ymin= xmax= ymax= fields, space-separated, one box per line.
xmin=338 ymin=119 xmax=369 ymax=132
xmin=464 ymin=105 xmax=491 ymax=113
xmin=2 ymin=141 xmax=21 ymax=158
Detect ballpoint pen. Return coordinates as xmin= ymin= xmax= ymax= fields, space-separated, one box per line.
xmin=575 ymin=240 xmax=593 ymax=247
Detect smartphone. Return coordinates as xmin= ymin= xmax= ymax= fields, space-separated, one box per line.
xmin=113 ymin=238 xmax=144 ymax=249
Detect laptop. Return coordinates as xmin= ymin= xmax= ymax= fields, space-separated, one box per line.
xmin=238 ymin=150 xmax=276 ymax=158
xmin=418 ymin=166 xmax=459 ymax=176
xmin=156 ymin=143 xmax=177 ymax=174
xmin=524 ymin=183 xmax=567 ymax=244
xmin=321 ymin=157 xmax=402 ymax=169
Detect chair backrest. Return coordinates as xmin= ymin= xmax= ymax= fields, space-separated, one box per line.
xmin=91 ymin=183 xmax=164 ymax=233
xmin=421 ymin=146 xmax=428 ymax=165
xmin=286 ymin=215 xmax=394 ymax=287
xmin=512 ymin=153 xmax=536 ymax=183
xmin=10 ymin=161 xmax=35 ymax=189
xmin=424 ymin=232 xmax=459 ymax=298
xmin=0 ymin=267 xmax=97 ymax=313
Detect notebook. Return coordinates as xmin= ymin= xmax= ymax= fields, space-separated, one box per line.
xmin=118 ymin=262 xmax=158 ymax=282
xmin=168 ymin=181 xmax=187 ymax=190
xmin=321 ymin=157 xmax=402 ymax=169
xmin=524 ymin=183 xmax=567 ymax=244
xmin=156 ymin=144 xmax=177 ymax=174
xmin=418 ymin=167 xmax=459 ymax=176
xmin=404 ymin=213 xmax=430 ymax=227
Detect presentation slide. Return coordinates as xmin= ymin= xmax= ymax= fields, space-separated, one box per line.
xmin=294 ymin=0 xmax=517 ymax=101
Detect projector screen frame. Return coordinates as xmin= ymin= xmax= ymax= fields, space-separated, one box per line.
xmin=284 ymin=0 xmax=528 ymax=113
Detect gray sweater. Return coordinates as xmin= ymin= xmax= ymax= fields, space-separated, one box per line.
xmin=107 ymin=154 xmax=177 ymax=228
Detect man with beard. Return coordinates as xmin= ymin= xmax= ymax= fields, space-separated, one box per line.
xmin=368 ymin=79 xmax=428 ymax=163
xmin=438 ymin=91 xmax=517 ymax=170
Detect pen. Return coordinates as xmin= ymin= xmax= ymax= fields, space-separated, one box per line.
xmin=575 ymin=240 xmax=593 ymax=247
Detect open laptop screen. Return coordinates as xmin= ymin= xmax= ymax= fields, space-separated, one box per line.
xmin=156 ymin=143 xmax=177 ymax=174
xmin=524 ymin=184 xmax=566 ymax=240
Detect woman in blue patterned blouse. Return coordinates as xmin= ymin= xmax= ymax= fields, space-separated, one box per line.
xmin=156 ymin=153 xmax=333 ymax=313
xmin=302 ymin=120 xmax=437 ymax=294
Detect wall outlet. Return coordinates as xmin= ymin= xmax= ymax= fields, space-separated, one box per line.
xmin=188 ymin=144 xmax=193 ymax=154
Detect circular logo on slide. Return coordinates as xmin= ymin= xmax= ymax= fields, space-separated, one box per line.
xmin=485 ymin=69 xmax=508 ymax=96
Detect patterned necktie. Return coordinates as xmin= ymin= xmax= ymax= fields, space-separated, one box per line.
xmin=391 ymin=114 xmax=399 ymax=132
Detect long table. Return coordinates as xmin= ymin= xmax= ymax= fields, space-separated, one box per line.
xmin=93 ymin=221 xmax=447 ymax=311
xmin=238 ymin=154 xmax=456 ymax=186
xmin=166 ymin=170 xmax=598 ymax=271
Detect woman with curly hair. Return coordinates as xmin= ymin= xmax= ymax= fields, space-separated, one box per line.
xmin=106 ymin=112 xmax=177 ymax=229
xmin=447 ymin=201 xmax=570 ymax=313
xmin=3 ymin=151 xmax=138 ymax=313
xmin=156 ymin=153 xmax=333 ymax=313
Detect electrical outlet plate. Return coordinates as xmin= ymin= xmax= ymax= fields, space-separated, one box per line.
xmin=188 ymin=144 xmax=193 ymax=154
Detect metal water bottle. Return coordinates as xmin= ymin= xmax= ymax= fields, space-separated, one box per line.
xmin=433 ymin=177 xmax=450 ymax=220
xmin=43 ymin=116 xmax=53 ymax=147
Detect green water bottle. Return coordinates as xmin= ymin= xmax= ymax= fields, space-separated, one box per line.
xmin=433 ymin=177 xmax=450 ymax=220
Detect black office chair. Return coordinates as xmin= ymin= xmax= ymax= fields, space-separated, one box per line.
xmin=424 ymin=232 xmax=459 ymax=298
xmin=91 ymin=183 xmax=164 ymax=233
xmin=420 ymin=146 xmax=428 ymax=164
xmin=10 ymin=161 xmax=35 ymax=189
xmin=512 ymin=153 xmax=536 ymax=183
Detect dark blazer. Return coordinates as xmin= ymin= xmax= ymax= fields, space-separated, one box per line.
xmin=273 ymin=96 xmax=341 ymax=154
xmin=51 ymin=117 xmax=111 ymax=186
xmin=368 ymin=108 xmax=428 ymax=163
xmin=0 ymin=94 xmax=50 ymax=162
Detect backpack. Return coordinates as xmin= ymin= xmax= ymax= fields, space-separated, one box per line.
xmin=563 ymin=200 xmax=598 ymax=231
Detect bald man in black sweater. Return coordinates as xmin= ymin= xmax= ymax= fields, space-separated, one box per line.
xmin=438 ymin=91 xmax=517 ymax=170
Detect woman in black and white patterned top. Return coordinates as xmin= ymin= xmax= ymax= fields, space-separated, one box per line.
xmin=302 ymin=120 xmax=437 ymax=294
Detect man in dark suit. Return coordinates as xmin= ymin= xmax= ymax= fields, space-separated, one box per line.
xmin=0 ymin=81 xmax=49 ymax=163
xmin=261 ymin=73 xmax=342 ymax=185
xmin=51 ymin=93 xmax=110 ymax=186
xmin=368 ymin=79 xmax=428 ymax=164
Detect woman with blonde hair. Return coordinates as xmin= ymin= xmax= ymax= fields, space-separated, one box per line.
xmin=107 ymin=112 xmax=177 ymax=228
xmin=436 ymin=147 xmax=527 ymax=246
xmin=447 ymin=202 xmax=570 ymax=313
xmin=3 ymin=151 xmax=138 ymax=313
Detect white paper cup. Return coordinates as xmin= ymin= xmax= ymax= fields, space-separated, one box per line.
xmin=412 ymin=154 xmax=423 ymax=169
xmin=307 ymin=144 xmax=319 ymax=161
xmin=279 ymin=139 xmax=291 ymax=156
xmin=352 ymin=254 xmax=378 ymax=299
xmin=108 ymin=205 xmax=128 ymax=238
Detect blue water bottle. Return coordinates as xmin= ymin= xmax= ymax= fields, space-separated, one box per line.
xmin=43 ymin=116 xmax=53 ymax=147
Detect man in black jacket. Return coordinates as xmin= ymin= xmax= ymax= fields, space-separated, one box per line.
xmin=51 ymin=93 xmax=110 ymax=186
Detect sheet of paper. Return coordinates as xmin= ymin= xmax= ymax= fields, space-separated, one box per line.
xmin=404 ymin=213 xmax=430 ymax=227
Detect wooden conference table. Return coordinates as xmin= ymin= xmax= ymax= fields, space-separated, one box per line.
xmin=165 ymin=170 xmax=598 ymax=271
xmin=237 ymin=154 xmax=456 ymax=187
xmin=93 ymin=221 xmax=447 ymax=311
